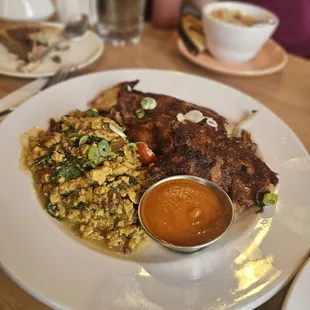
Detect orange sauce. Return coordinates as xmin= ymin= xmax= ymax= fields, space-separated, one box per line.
xmin=141 ymin=179 xmax=231 ymax=247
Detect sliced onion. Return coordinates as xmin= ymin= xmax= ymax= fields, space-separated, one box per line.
xmin=184 ymin=110 xmax=205 ymax=123
xmin=109 ymin=122 xmax=126 ymax=138
xmin=141 ymin=97 xmax=157 ymax=110
xmin=177 ymin=113 xmax=186 ymax=122
xmin=206 ymin=117 xmax=218 ymax=129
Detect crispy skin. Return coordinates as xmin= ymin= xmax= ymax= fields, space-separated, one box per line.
xmin=90 ymin=80 xmax=279 ymax=211
xmin=107 ymin=81 xmax=226 ymax=154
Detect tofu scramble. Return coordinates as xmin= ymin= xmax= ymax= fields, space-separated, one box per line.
xmin=23 ymin=109 xmax=149 ymax=253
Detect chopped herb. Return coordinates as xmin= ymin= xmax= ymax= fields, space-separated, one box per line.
xmin=88 ymin=146 xmax=101 ymax=165
xmin=89 ymin=136 xmax=102 ymax=143
xmin=79 ymin=135 xmax=89 ymax=146
xmin=117 ymin=183 xmax=127 ymax=190
xmin=72 ymin=201 xmax=87 ymax=211
xmin=127 ymin=142 xmax=137 ymax=151
xmin=52 ymin=160 xmax=84 ymax=183
xmin=67 ymin=132 xmax=79 ymax=139
xmin=84 ymin=109 xmax=99 ymax=117
xmin=74 ymin=157 xmax=95 ymax=170
xmin=61 ymin=190 xmax=76 ymax=198
xmin=46 ymin=202 xmax=63 ymax=220
xmin=33 ymin=153 xmax=50 ymax=166
xmin=109 ymin=211 xmax=116 ymax=216
xmin=135 ymin=108 xmax=145 ymax=119
xmin=116 ymin=150 xmax=124 ymax=156
xmin=263 ymin=193 xmax=278 ymax=205
xmin=98 ymin=139 xmax=110 ymax=157
xmin=140 ymin=97 xmax=157 ymax=110
xmin=129 ymin=176 xmax=137 ymax=186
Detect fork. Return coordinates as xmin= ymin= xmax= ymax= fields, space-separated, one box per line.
xmin=0 ymin=64 xmax=77 ymax=118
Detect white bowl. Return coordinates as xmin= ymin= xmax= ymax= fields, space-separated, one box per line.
xmin=202 ymin=1 xmax=279 ymax=64
xmin=0 ymin=0 xmax=55 ymax=22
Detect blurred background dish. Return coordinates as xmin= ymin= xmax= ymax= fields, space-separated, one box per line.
xmin=0 ymin=22 xmax=103 ymax=78
xmin=178 ymin=37 xmax=288 ymax=76
xmin=202 ymin=1 xmax=279 ymax=64
xmin=0 ymin=0 xmax=55 ymax=22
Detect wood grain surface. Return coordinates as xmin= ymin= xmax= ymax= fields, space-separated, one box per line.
xmin=0 ymin=24 xmax=309 ymax=310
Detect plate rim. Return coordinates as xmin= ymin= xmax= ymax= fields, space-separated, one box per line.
xmin=282 ymin=256 xmax=310 ymax=310
xmin=178 ymin=38 xmax=288 ymax=77
xmin=0 ymin=68 xmax=309 ymax=310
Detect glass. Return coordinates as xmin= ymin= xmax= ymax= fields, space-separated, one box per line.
xmin=97 ymin=0 xmax=146 ymax=46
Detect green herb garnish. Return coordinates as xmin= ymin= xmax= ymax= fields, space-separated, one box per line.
xmin=116 ymin=150 xmax=124 ymax=156
xmin=84 ymin=109 xmax=99 ymax=117
xmin=33 ymin=153 xmax=50 ymax=166
xmin=263 ymin=193 xmax=278 ymax=205
xmin=129 ymin=176 xmax=137 ymax=186
xmin=89 ymin=136 xmax=102 ymax=143
xmin=46 ymin=202 xmax=63 ymax=220
xmin=72 ymin=201 xmax=87 ymax=211
xmin=98 ymin=139 xmax=110 ymax=157
xmin=135 ymin=108 xmax=145 ymax=119
xmin=88 ymin=146 xmax=101 ymax=165
xmin=79 ymin=135 xmax=89 ymax=146
xmin=52 ymin=160 xmax=84 ymax=183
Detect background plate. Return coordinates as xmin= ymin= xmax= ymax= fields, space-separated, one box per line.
xmin=178 ymin=38 xmax=288 ymax=77
xmin=0 ymin=22 xmax=104 ymax=78
xmin=0 ymin=69 xmax=309 ymax=310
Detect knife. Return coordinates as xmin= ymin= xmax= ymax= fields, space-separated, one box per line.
xmin=0 ymin=78 xmax=48 ymax=118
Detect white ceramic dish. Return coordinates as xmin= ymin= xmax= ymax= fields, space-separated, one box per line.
xmin=282 ymin=257 xmax=310 ymax=310
xmin=0 ymin=23 xmax=104 ymax=79
xmin=0 ymin=69 xmax=309 ymax=310
xmin=178 ymin=38 xmax=288 ymax=77
xmin=202 ymin=1 xmax=279 ymax=64
xmin=0 ymin=0 xmax=55 ymax=22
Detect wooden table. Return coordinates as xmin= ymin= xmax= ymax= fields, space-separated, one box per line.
xmin=0 ymin=24 xmax=309 ymax=310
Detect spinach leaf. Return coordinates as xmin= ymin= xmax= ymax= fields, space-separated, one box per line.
xmin=84 ymin=109 xmax=99 ymax=117
xmin=117 ymin=183 xmax=127 ymax=191
xmin=33 ymin=153 xmax=51 ymax=166
xmin=61 ymin=190 xmax=76 ymax=198
xmin=46 ymin=202 xmax=63 ymax=220
xmin=116 ymin=150 xmax=124 ymax=156
xmin=52 ymin=160 xmax=84 ymax=183
xmin=89 ymin=136 xmax=102 ymax=143
xmin=72 ymin=201 xmax=87 ymax=211
xmin=129 ymin=176 xmax=137 ymax=186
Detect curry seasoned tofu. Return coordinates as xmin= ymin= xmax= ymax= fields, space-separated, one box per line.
xmin=24 ymin=109 xmax=149 ymax=253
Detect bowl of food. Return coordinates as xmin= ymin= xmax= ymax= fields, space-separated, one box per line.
xmin=138 ymin=175 xmax=234 ymax=253
xmin=202 ymin=1 xmax=279 ymax=64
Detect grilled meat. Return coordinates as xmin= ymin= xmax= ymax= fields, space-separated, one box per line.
xmin=90 ymin=80 xmax=278 ymax=212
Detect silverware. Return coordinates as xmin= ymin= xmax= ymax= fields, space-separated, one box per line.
xmin=0 ymin=64 xmax=77 ymax=118
xmin=18 ymin=14 xmax=89 ymax=73
xmin=138 ymin=175 xmax=234 ymax=253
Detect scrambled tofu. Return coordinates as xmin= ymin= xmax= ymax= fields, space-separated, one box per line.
xmin=24 ymin=109 xmax=149 ymax=253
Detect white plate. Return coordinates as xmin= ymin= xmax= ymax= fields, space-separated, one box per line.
xmin=0 ymin=69 xmax=309 ymax=310
xmin=0 ymin=22 xmax=104 ymax=78
xmin=282 ymin=257 xmax=310 ymax=310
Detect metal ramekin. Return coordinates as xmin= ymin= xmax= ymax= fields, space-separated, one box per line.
xmin=138 ymin=175 xmax=234 ymax=253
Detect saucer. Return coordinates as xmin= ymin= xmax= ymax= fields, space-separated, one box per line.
xmin=178 ymin=38 xmax=288 ymax=76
